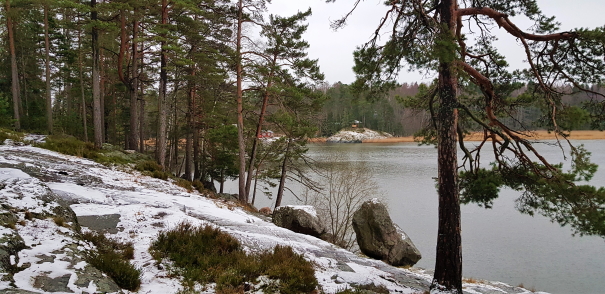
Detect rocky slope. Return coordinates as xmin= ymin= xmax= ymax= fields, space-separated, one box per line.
xmin=326 ymin=128 xmax=392 ymax=143
xmin=0 ymin=143 xmax=545 ymax=294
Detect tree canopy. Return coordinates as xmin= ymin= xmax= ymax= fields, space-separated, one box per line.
xmin=329 ymin=0 xmax=605 ymax=292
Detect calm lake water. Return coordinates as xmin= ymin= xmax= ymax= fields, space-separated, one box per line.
xmin=225 ymin=140 xmax=605 ymax=294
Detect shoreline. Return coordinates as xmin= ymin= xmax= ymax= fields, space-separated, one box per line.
xmin=309 ymin=130 xmax=605 ymax=143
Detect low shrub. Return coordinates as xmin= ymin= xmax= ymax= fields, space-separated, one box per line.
xmin=135 ymin=160 xmax=171 ymax=180
xmin=333 ymin=283 xmax=389 ymax=294
xmin=149 ymin=222 xmax=317 ymax=293
xmin=152 ymin=170 xmax=170 ymax=180
xmin=258 ymin=245 xmax=318 ymax=294
xmin=0 ymin=128 xmax=23 ymax=144
xmin=135 ymin=160 xmax=163 ymax=173
xmin=81 ymin=231 xmax=140 ymax=291
xmin=38 ymin=135 xmax=144 ymax=166
xmin=38 ymin=135 xmax=100 ymax=160
xmin=192 ymin=180 xmax=204 ymax=193
xmin=53 ymin=216 xmax=65 ymax=227
xmin=87 ymin=251 xmax=141 ymax=291
xmin=175 ymin=179 xmax=193 ymax=192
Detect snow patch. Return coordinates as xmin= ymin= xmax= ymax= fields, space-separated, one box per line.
xmin=0 ymin=168 xmax=31 ymax=180
xmin=327 ymin=128 xmax=393 ymax=143
xmin=284 ymin=205 xmax=319 ymax=218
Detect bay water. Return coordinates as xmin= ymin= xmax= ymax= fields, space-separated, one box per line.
xmin=225 ymin=140 xmax=605 ymax=294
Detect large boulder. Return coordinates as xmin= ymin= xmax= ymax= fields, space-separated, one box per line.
xmin=352 ymin=199 xmax=421 ymax=266
xmin=272 ymin=205 xmax=326 ymax=238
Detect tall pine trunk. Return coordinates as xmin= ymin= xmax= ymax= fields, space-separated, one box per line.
xmin=44 ymin=2 xmax=52 ymax=134
xmin=193 ymin=121 xmax=201 ymax=180
xmin=78 ymin=27 xmax=88 ymax=142
xmin=185 ymin=71 xmax=196 ymax=181
xmin=235 ymin=0 xmax=247 ymax=203
xmin=156 ymin=0 xmax=169 ymax=169
xmin=138 ymin=38 xmax=145 ymax=151
xmin=91 ymin=0 xmax=103 ymax=148
xmin=5 ymin=0 xmax=21 ymax=130
xmin=431 ymin=0 xmax=462 ymax=293
xmin=118 ymin=10 xmax=139 ymax=151
xmin=245 ymin=54 xmax=277 ymax=198
xmin=133 ymin=17 xmax=142 ymax=152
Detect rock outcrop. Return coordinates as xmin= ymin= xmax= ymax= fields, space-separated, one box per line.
xmin=326 ymin=128 xmax=392 ymax=143
xmin=0 ymin=169 xmax=120 ymax=293
xmin=352 ymin=199 xmax=421 ymax=267
xmin=272 ymin=205 xmax=326 ymax=238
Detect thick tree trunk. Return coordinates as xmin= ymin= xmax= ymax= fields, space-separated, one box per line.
xmin=100 ymin=51 xmax=105 ymax=142
xmin=235 ymin=0 xmax=248 ymax=203
xmin=274 ymin=140 xmax=290 ymax=210
xmin=78 ymin=29 xmax=88 ymax=142
xmin=156 ymin=0 xmax=169 ymax=169
xmin=138 ymin=39 xmax=145 ymax=152
xmin=133 ymin=18 xmax=142 ymax=152
xmin=184 ymin=73 xmax=196 ymax=181
xmin=431 ymin=0 xmax=462 ymax=293
xmin=91 ymin=0 xmax=103 ymax=149
xmin=6 ymin=0 xmax=21 ymax=130
xmin=44 ymin=2 xmax=52 ymax=134
xmin=193 ymin=125 xmax=201 ymax=180
xmin=118 ymin=10 xmax=139 ymax=151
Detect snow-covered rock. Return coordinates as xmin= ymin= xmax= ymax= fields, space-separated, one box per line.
xmin=327 ymin=128 xmax=393 ymax=143
xmin=273 ymin=205 xmax=326 ymax=238
xmin=0 ymin=144 xmax=546 ymax=294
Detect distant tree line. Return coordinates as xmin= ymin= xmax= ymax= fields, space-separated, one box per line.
xmin=316 ymin=82 xmax=604 ymax=137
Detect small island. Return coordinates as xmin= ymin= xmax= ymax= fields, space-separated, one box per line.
xmin=324 ymin=128 xmax=393 ymax=143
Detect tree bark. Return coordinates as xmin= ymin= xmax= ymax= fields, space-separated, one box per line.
xmin=91 ymin=0 xmax=103 ymax=148
xmin=78 ymin=27 xmax=88 ymax=142
xmin=5 ymin=0 xmax=21 ymax=130
xmin=431 ymin=0 xmax=462 ymax=293
xmin=44 ymin=2 xmax=52 ymax=134
xmin=156 ymin=0 xmax=169 ymax=169
xmin=193 ymin=123 xmax=201 ymax=180
xmin=274 ymin=139 xmax=290 ymax=210
xmin=236 ymin=0 xmax=247 ymax=203
xmin=130 ymin=16 xmax=143 ymax=153
xmin=138 ymin=38 xmax=144 ymax=152
xmin=118 ymin=10 xmax=140 ymax=151
xmin=100 ymin=50 xmax=105 ymax=142
xmin=185 ymin=70 xmax=196 ymax=181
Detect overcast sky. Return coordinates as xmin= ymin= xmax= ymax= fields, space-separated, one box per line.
xmin=266 ymin=0 xmax=605 ymax=85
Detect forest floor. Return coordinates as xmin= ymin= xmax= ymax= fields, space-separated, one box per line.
xmin=311 ymin=130 xmax=605 ymax=143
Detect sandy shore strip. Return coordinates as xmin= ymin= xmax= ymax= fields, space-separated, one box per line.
xmin=310 ymin=130 xmax=605 ymax=143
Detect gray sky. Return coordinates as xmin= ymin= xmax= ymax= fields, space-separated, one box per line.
xmin=267 ymin=0 xmax=605 ymax=85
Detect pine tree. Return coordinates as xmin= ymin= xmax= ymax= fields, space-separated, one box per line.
xmin=245 ymin=9 xmax=324 ymax=202
xmin=329 ymin=0 xmax=605 ymax=292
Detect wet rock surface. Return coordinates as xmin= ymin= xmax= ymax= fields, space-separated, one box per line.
xmin=77 ymin=214 xmax=121 ymax=234
xmin=352 ymin=199 xmax=422 ymax=267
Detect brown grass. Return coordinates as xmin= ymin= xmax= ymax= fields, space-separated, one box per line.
xmin=311 ymin=130 xmax=605 ymax=143
xmin=463 ymin=277 xmax=479 ymax=284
